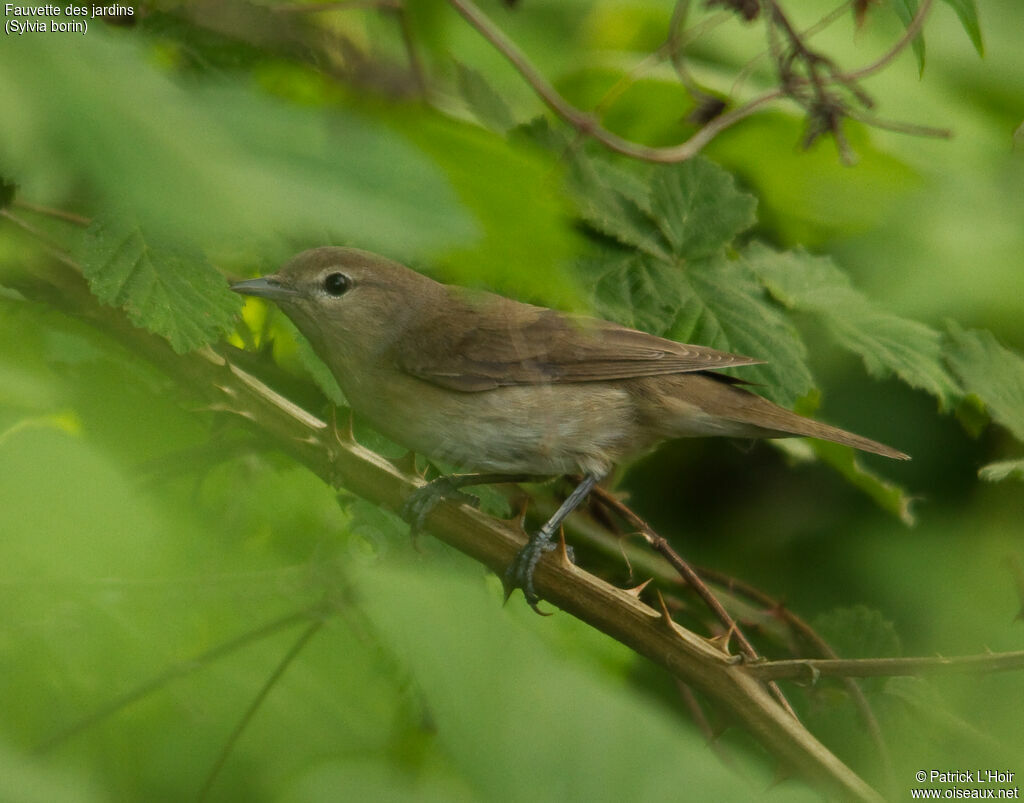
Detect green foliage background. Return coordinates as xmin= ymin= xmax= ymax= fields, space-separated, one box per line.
xmin=1 ymin=0 xmax=1023 ymax=800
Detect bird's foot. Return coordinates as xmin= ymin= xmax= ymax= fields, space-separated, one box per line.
xmin=502 ymin=531 xmax=575 ymax=615
xmin=400 ymin=475 xmax=480 ymax=542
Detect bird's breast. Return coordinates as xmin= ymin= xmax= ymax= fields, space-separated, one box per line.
xmin=341 ymin=367 xmax=641 ymax=475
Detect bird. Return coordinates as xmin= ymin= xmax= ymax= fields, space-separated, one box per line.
xmin=231 ymin=247 xmax=908 ymax=610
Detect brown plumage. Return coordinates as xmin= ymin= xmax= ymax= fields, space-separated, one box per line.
xmin=232 ymin=246 xmax=908 ymax=606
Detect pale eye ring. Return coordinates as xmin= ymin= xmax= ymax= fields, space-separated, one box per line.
xmin=323 ymin=272 xmax=351 ymax=296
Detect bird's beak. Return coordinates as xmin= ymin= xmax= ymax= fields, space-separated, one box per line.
xmin=229 ymin=275 xmax=298 ymax=300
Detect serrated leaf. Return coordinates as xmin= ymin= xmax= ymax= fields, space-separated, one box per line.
xmin=456 ymin=64 xmax=517 ymax=134
xmin=648 ymin=159 xmax=757 ymax=260
xmin=677 ymin=256 xmax=813 ymax=405
xmin=569 ymin=161 xmax=669 ymax=260
xmin=945 ymin=324 xmax=1024 ymax=443
xmin=889 ymin=0 xmax=926 ymax=75
xmin=588 ymin=252 xmax=685 ymax=336
xmin=745 ymin=243 xmax=958 ymax=409
xmin=813 ymin=605 xmax=902 ymax=660
xmin=978 ymin=458 xmax=1024 ymax=483
xmin=811 ymin=440 xmax=915 ymax=524
xmin=940 ymin=0 xmax=983 ymax=57
xmin=77 ymin=216 xmax=240 ymax=354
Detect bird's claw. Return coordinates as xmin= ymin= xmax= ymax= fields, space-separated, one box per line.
xmin=503 ymin=531 xmax=575 ymax=615
xmin=400 ymin=476 xmax=480 ymax=540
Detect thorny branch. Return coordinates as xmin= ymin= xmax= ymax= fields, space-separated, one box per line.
xmin=6 ymin=206 xmax=1024 ymax=798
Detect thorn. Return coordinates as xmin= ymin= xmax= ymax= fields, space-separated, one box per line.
xmin=706 ymin=623 xmax=738 ymax=656
xmin=214 ymin=383 xmax=238 ymax=398
xmin=391 ymin=451 xmax=418 ymax=476
xmin=654 ymin=589 xmax=675 ymax=629
xmin=624 ymin=578 xmax=652 ymax=598
xmin=332 ymin=407 xmax=355 ymax=444
xmin=555 ymin=527 xmax=573 ymax=568
xmin=293 ymin=434 xmax=320 ymax=446
xmin=508 ymin=496 xmax=529 ymax=530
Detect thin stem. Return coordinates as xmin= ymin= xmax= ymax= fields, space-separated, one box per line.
xmin=748 ymin=650 xmax=1024 ymax=682
xmin=843 ymin=0 xmax=933 ymax=81
xmin=271 ymin=0 xmax=402 ymax=13
xmin=37 ymin=604 xmax=324 ymax=753
xmin=12 ymin=199 xmax=91 ymax=226
xmin=590 ymin=486 xmax=798 ymax=720
xmin=198 ymin=617 xmax=326 ymax=800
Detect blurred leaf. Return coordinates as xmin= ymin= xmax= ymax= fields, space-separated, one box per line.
xmin=813 ymin=605 xmax=902 ymax=660
xmin=0 ymin=176 xmax=15 ymax=210
xmin=272 ymin=313 xmax=346 ymax=406
xmin=889 ymin=0 xmax=926 ymax=75
xmin=456 ymin=63 xmax=517 ymax=134
xmin=940 ymin=0 xmax=984 ymax=57
xmin=810 ymin=441 xmax=916 ymax=524
xmin=978 ymin=458 xmax=1024 ymax=482
xmin=945 ymin=324 xmax=1024 ymax=443
xmin=77 ymin=215 xmax=240 ymax=354
xmin=746 ymin=243 xmax=958 ymax=409
xmin=0 ymin=32 xmax=473 ymax=253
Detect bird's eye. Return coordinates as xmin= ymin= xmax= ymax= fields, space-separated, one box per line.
xmin=323 ymin=272 xmax=351 ymax=297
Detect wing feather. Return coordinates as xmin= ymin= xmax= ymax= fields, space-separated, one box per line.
xmin=393 ymin=289 xmax=762 ymax=392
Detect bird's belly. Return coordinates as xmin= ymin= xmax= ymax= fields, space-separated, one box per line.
xmin=351 ymin=378 xmax=638 ymax=476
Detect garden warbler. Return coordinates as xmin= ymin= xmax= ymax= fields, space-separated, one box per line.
xmin=232 ymin=247 xmax=909 ymax=610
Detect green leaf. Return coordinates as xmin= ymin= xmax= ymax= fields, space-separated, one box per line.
xmin=978 ymin=458 xmax=1024 ymax=483
xmin=274 ymin=314 xmax=346 ymax=406
xmin=0 ymin=176 xmax=15 ymax=211
xmin=569 ymin=160 xmax=670 ymax=260
xmin=0 ymin=32 xmax=473 ymax=253
xmin=648 ymin=160 xmax=757 ymax=260
xmin=813 ymin=605 xmax=902 ymax=660
xmin=588 ymin=252 xmax=686 ymax=336
xmin=677 ymin=256 xmax=813 ymax=405
xmin=945 ymin=324 xmax=1024 ymax=443
xmin=745 ymin=243 xmax=958 ymax=409
xmin=889 ymin=0 xmax=926 ymax=75
xmin=77 ymin=215 xmax=240 ymax=354
xmin=940 ymin=0 xmax=984 ymax=57
xmin=456 ymin=63 xmax=518 ymax=134
xmin=572 ymin=157 xmax=806 ymax=404
xmin=810 ymin=440 xmax=916 ymax=524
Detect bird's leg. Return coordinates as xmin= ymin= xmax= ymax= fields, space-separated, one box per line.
xmin=400 ymin=472 xmax=544 ymax=541
xmin=503 ymin=472 xmax=603 ymax=613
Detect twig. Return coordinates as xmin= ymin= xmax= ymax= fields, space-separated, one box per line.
xmin=843 ymin=0 xmax=933 ymax=81
xmin=695 ymin=565 xmax=891 ymax=782
xmin=747 ymin=650 xmax=1024 ymax=681
xmin=589 ymin=485 xmax=798 ymax=720
xmin=447 ymin=0 xmax=940 ymax=165
xmin=36 ymin=604 xmax=323 ymax=753
xmin=12 ymin=199 xmax=91 ymax=225
xmin=271 ymin=0 xmax=402 ymax=13
xmin=198 ymin=617 xmax=326 ymax=800
xmin=10 ymin=252 xmax=884 ymax=802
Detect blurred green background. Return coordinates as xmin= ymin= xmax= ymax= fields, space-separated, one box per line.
xmin=1 ymin=0 xmax=1022 ymax=800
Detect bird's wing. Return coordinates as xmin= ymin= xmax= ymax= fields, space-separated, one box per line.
xmin=394 ymin=290 xmax=763 ymax=392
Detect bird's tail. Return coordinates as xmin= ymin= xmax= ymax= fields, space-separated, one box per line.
xmin=723 ymin=385 xmax=910 ymax=460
